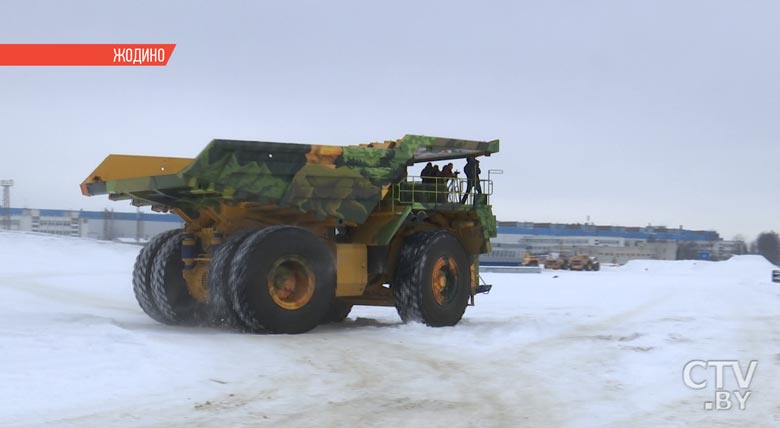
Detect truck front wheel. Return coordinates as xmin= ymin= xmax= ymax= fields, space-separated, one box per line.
xmin=393 ymin=231 xmax=470 ymax=327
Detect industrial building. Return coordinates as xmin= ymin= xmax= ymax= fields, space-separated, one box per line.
xmin=482 ymin=221 xmax=737 ymax=265
xmin=0 ymin=207 xmax=182 ymax=241
xmin=0 ymin=207 xmax=744 ymax=265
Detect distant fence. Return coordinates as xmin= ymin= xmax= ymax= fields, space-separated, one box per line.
xmin=480 ymin=266 xmax=542 ymax=274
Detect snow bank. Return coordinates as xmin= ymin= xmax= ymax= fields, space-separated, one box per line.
xmin=620 ymin=255 xmax=776 ymax=283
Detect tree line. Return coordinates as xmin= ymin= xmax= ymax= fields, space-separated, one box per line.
xmin=754 ymin=231 xmax=780 ymax=266
xmin=675 ymin=232 xmax=780 ymax=265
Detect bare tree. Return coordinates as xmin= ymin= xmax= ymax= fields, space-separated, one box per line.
xmin=756 ymin=231 xmax=780 ymax=265
xmin=732 ymin=234 xmax=748 ymax=256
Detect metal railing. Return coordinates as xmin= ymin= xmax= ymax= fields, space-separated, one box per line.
xmin=392 ymin=176 xmax=493 ymax=208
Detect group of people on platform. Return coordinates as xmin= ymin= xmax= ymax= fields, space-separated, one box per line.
xmin=420 ymin=162 xmax=458 ymax=184
xmin=419 ymin=157 xmax=482 ymax=204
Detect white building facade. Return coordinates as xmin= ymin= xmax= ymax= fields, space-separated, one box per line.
xmin=1 ymin=208 xmax=182 ymax=241
xmin=482 ymin=222 xmax=723 ymax=265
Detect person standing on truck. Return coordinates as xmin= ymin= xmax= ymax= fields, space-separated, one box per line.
xmin=420 ymin=162 xmax=435 ymax=183
xmin=459 ymin=157 xmax=482 ymax=204
xmin=441 ymin=163 xmax=458 ymax=181
xmin=440 ymin=162 xmax=459 ymax=188
xmin=431 ymin=164 xmax=441 ymax=182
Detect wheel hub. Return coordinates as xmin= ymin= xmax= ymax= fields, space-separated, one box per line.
xmin=431 ymin=256 xmax=458 ymax=305
xmin=267 ymin=257 xmax=316 ymax=310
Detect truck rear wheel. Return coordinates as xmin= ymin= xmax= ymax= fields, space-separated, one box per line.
xmin=393 ymin=231 xmax=470 ymax=327
xmin=207 ymin=231 xmax=250 ymax=328
xmin=229 ymin=226 xmax=336 ymax=334
xmin=151 ymin=231 xmax=207 ymax=325
xmin=132 ymin=229 xmax=182 ymax=323
xmin=322 ymin=299 xmax=353 ymax=324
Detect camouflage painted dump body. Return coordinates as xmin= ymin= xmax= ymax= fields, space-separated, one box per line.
xmin=83 ymin=135 xmax=499 ymax=226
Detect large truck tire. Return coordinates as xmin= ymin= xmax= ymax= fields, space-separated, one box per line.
xmin=131 ymin=228 xmax=182 ymax=323
xmin=229 ymin=226 xmax=336 ymax=334
xmin=207 ymin=231 xmax=251 ymax=329
xmin=393 ymin=230 xmax=470 ymax=327
xmin=150 ymin=231 xmax=207 ymax=325
xmin=322 ymin=299 xmax=353 ymax=324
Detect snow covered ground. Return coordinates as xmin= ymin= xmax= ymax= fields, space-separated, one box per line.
xmin=1 ymin=231 xmax=779 ymax=427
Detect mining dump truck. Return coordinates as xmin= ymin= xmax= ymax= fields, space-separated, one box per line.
xmin=568 ymin=255 xmax=601 ymax=271
xmin=544 ymin=255 xmax=568 ymax=270
xmin=521 ymin=254 xmax=541 ymax=267
xmin=81 ymin=135 xmax=499 ymax=334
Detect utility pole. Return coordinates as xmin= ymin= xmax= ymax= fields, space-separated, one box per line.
xmin=0 ymin=179 xmax=13 ymax=230
xmin=103 ymin=208 xmax=114 ymax=241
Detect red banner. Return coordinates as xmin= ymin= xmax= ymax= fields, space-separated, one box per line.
xmin=0 ymin=44 xmax=176 ymax=66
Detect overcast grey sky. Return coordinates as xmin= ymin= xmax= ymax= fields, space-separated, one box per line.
xmin=1 ymin=0 xmax=778 ymax=240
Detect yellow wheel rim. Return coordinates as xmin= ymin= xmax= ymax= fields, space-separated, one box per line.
xmin=267 ymin=257 xmax=315 ymax=310
xmin=431 ymin=257 xmax=458 ymax=305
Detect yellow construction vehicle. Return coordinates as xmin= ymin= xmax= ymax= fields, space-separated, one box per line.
xmin=568 ymin=255 xmax=601 ymax=271
xmin=544 ymin=255 xmax=568 ymax=270
xmin=521 ymin=253 xmax=541 ymax=267
xmin=81 ymin=135 xmax=500 ymax=334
